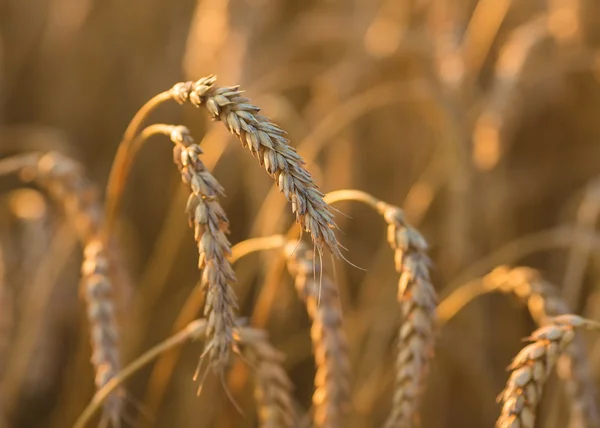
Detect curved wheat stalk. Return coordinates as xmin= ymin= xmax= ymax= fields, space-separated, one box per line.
xmin=236 ymin=326 xmax=296 ymax=428
xmin=497 ymin=315 xmax=600 ymax=428
xmin=284 ymin=241 xmax=350 ymax=428
xmin=170 ymin=126 xmax=238 ymax=374
xmin=171 ymin=75 xmax=341 ymax=259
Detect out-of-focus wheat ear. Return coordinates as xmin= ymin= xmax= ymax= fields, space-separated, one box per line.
xmin=81 ymin=238 xmax=124 ymax=427
xmin=484 ymin=266 xmax=600 ymax=428
xmin=171 ymin=76 xmax=342 ymax=259
xmin=283 ymin=240 xmax=350 ymax=428
xmin=496 ymin=315 xmax=600 ymax=428
xmin=235 ymin=326 xmax=296 ymax=428
xmin=382 ymin=205 xmax=437 ymax=428
xmin=170 ymin=126 xmax=238 ymax=374
xmin=28 ymin=153 xmax=124 ymax=426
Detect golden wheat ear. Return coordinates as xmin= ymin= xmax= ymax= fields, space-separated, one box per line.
xmin=481 ymin=266 xmax=599 ymax=428
xmin=496 ymin=315 xmax=600 ymax=428
xmin=170 ymin=126 xmax=239 ymax=375
xmin=171 ymin=76 xmax=342 ymax=259
xmin=283 ymin=240 xmax=351 ymax=428
xmin=235 ymin=326 xmax=297 ymax=428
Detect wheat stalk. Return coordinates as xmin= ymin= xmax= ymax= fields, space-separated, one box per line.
xmin=284 ymin=240 xmax=350 ymax=428
xmin=236 ymin=326 xmax=296 ymax=428
xmin=170 ymin=75 xmax=341 ymax=259
xmin=497 ymin=315 xmax=600 ymax=428
xmin=170 ymin=126 xmax=239 ymax=374
xmin=483 ymin=266 xmax=600 ymax=428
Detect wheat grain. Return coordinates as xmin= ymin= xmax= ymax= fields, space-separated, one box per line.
xmin=284 ymin=240 xmax=350 ymax=428
xmin=496 ymin=315 xmax=600 ymax=428
xmin=171 ymin=76 xmax=341 ymax=258
xmin=170 ymin=126 xmax=238 ymax=374
xmin=382 ymin=205 xmax=436 ymax=428
xmin=236 ymin=326 xmax=296 ymax=428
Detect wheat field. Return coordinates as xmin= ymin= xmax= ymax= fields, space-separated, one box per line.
xmin=2 ymin=1 xmax=600 ymax=427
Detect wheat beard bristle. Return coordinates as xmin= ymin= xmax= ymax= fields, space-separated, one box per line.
xmin=484 ymin=266 xmax=600 ymax=428
xmin=170 ymin=76 xmax=342 ymax=259
xmin=496 ymin=315 xmax=600 ymax=428
xmin=81 ymin=238 xmax=123 ymax=427
xmin=284 ymin=241 xmax=350 ymax=428
xmin=382 ymin=206 xmax=437 ymax=428
xmin=172 ymin=133 xmax=238 ymax=374
xmin=236 ymin=326 xmax=297 ymax=428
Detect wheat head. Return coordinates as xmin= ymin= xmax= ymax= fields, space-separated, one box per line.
xmin=284 ymin=241 xmax=350 ymax=428
xmin=171 ymin=76 xmax=341 ymax=259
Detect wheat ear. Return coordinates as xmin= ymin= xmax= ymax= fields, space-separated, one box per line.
xmin=30 ymin=153 xmax=123 ymax=425
xmin=382 ymin=205 xmax=436 ymax=428
xmin=321 ymin=190 xmax=437 ymax=427
xmin=497 ymin=315 xmax=600 ymax=428
xmin=171 ymin=76 xmax=341 ymax=258
xmin=284 ymin=241 xmax=350 ymax=428
xmin=484 ymin=266 xmax=599 ymax=428
xmin=170 ymin=126 xmax=238 ymax=373
xmin=236 ymin=326 xmax=296 ymax=428
xmin=80 ymin=238 xmax=123 ymax=427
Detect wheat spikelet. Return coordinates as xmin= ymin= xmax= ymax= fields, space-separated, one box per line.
xmin=284 ymin=241 xmax=350 ymax=428
xmin=236 ymin=326 xmax=296 ymax=428
xmin=484 ymin=266 xmax=600 ymax=428
xmin=382 ymin=205 xmax=437 ymax=428
xmin=171 ymin=76 xmax=341 ymax=258
xmin=497 ymin=315 xmax=600 ymax=428
xmin=170 ymin=126 xmax=238 ymax=373
xmin=81 ymin=238 xmax=123 ymax=427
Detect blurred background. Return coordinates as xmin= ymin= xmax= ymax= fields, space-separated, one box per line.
xmin=2 ymin=0 xmax=600 ymax=427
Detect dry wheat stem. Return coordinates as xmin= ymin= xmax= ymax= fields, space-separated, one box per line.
xmin=74 ymin=319 xmax=293 ymax=428
xmin=168 ymin=125 xmax=239 ymax=374
xmin=324 ymin=190 xmax=437 ymax=428
xmin=284 ymin=241 xmax=350 ymax=428
xmin=104 ymin=91 xmax=174 ymax=237
xmin=236 ymin=327 xmax=296 ymax=428
xmin=171 ymin=75 xmax=341 ymax=258
xmin=496 ymin=315 xmax=600 ymax=428
xmin=73 ymin=319 xmax=208 ymax=428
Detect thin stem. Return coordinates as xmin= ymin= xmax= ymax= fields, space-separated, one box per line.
xmin=230 ymin=235 xmax=288 ymax=263
xmin=73 ymin=319 xmax=206 ymax=428
xmin=324 ymin=189 xmax=389 ymax=214
xmin=103 ymin=91 xmax=174 ymax=238
xmin=436 ymin=279 xmax=490 ymax=326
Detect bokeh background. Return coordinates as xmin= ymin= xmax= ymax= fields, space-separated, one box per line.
xmin=2 ymin=0 xmax=600 ymax=427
